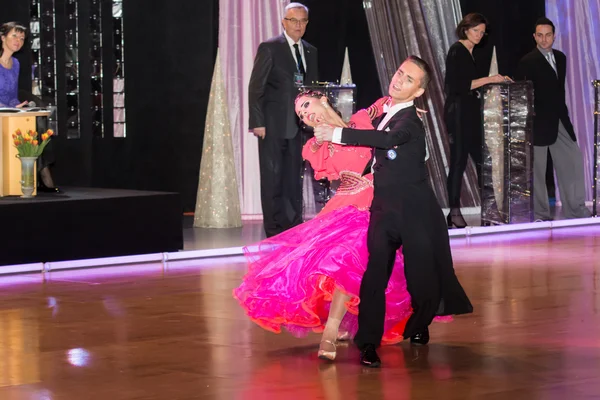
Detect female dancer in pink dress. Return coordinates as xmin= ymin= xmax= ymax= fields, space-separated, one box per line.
xmin=234 ymin=91 xmax=446 ymax=361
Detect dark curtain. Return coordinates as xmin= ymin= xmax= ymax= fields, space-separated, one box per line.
xmin=119 ymin=0 xmax=218 ymax=211
xmin=301 ymin=0 xmax=382 ymax=110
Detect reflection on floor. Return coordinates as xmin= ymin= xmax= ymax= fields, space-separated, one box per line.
xmin=1 ymin=225 xmax=600 ymax=399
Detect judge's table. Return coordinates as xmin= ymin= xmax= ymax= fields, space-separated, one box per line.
xmin=0 ymin=111 xmax=51 ymax=197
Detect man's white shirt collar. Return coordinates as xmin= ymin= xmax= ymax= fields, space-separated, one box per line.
xmin=378 ymin=100 xmax=414 ymax=130
xmin=382 ymin=100 xmax=414 ymax=114
xmin=284 ymin=31 xmax=302 ymax=48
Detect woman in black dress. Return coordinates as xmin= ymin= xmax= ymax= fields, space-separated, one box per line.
xmin=444 ymin=13 xmax=510 ymax=228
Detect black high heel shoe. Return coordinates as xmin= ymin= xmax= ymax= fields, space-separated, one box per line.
xmin=37 ymin=181 xmax=61 ymax=194
xmin=446 ymin=213 xmax=467 ymax=229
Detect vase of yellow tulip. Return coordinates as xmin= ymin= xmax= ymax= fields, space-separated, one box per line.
xmin=12 ymin=129 xmax=54 ymax=198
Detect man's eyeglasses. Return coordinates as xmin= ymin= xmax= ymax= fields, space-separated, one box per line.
xmin=284 ymin=18 xmax=309 ymax=26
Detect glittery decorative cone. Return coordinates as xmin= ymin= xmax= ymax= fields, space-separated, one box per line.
xmin=194 ymin=49 xmax=242 ymax=228
xmin=485 ymin=46 xmax=504 ymax=213
xmin=340 ymin=47 xmax=353 ymax=85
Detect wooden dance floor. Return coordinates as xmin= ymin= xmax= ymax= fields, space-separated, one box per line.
xmin=1 ymin=225 xmax=599 ymax=399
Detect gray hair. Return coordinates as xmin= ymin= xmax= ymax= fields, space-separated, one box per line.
xmin=285 ymin=2 xmax=309 ymax=15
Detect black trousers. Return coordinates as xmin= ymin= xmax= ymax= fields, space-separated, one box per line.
xmin=35 ymin=115 xmax=56 ymax=171
xmin=445 ymin=97 xmax=482 ymax=208
xmin=354 ymin=197 xmax=441 ymax=347
xmin=446 ymin=123 xmax=482 ymax=208
xmin=354 ymin=189 xmax=472 ymax=347
xmin=258 ymin=132 xmax=303 ymax=237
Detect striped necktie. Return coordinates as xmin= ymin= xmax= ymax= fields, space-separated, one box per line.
xmin=546 ymin=52 xmax=557 ymax=75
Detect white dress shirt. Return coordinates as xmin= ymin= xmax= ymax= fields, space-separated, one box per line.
xmin=284 ymin=31 xmax=306 ymax=72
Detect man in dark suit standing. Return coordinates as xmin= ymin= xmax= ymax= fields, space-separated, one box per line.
xmin=315 ymin=56 xmax=473 ymax=368
xmin=248 ymin=3 xmax=319 ymax=237
xmin=516 ymin=17 xmax=590 ymax=220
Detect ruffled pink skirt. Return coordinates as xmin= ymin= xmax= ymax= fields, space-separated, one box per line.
xmin=234 ymin=205 xmax=414 ymax=344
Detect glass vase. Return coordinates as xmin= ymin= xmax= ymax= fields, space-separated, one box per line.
xmin=19 ymin=156 xmax=37 ymax=198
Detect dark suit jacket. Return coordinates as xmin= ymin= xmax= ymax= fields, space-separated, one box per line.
xmin=341 ymin=106 xmax=432 ymax=227
xmin=341 ymin=106 xmax=473 ymax=317
xmin=515 ymin=47 xmax=576 ymax=146
xmin=248 ymin=34 xmax=318 ymax=139
xmin=342 ymin=106 xmax=428 ymax=188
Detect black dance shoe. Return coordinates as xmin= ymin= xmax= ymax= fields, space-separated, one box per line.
xmin=410 ymin=327 xmax=430 ymax=345
xmin=359 ymin=344 xmax=381 ymax=368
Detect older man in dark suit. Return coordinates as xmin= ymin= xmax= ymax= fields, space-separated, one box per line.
xmin=516 ymin=17 xmax=590 ymax=220
xmin=248 ymin=3 xmax=319 ymax=237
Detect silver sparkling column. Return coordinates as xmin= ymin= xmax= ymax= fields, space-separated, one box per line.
xmin=481 ymin=82 xmax=534 ymax=225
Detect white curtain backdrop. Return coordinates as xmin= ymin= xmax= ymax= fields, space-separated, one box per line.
xmin=219 ymin=0 xmax=289 ymax=217
xmin=546 ymin=0 xmax=600 ymax=200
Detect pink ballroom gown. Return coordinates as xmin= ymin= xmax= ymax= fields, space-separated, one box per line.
xmin=233 ymin=99 xmax=448 ymax=344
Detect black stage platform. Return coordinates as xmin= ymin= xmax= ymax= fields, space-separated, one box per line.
xmin=0 ymin=187 xmax=183 ymax=266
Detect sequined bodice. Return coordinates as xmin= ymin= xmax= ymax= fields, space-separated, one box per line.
xmin=336 ymin=171 xmax=373 ymax=195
